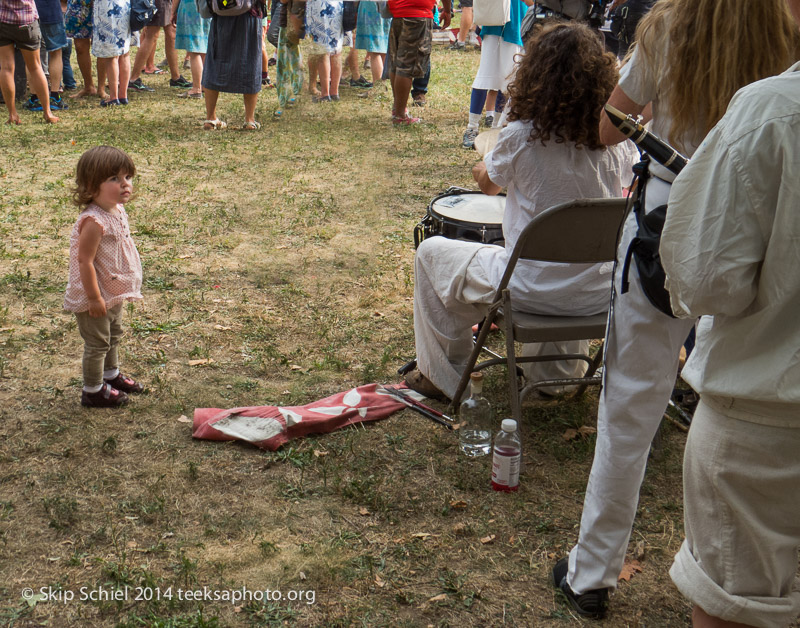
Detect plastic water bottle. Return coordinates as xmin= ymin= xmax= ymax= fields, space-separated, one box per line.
xmin=458 ymin=372 xmax=493 ymax=457
xmin=491 ymin=419 xmax=521 ymax=492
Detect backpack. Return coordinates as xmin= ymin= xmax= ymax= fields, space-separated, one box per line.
xmin=130 ymin=0 xmax=157 ymax=32
xmin=620 ymin=156 xmax=676 ymax=317
xmin=211 ymin=0 xmax=254 ymax=16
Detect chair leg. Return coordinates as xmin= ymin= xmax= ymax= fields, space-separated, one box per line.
xmin=503 ymin=289 xmax=522 ymax=423
xmin=450 ymin=304 xmax=501 ymax=410
xmin=572 ymin=343 xmax=605 ymax=399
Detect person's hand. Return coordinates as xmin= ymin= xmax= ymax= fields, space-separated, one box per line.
xmin=439 ymin=7 xmax=452 ymax=29
xmin=88 ymin=297 xmax=107 ymax=318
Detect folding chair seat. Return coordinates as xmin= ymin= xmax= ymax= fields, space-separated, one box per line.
xmin=451 ymin=197 xmax=629 ymax=421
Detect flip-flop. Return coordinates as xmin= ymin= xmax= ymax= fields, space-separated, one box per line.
xmin=203 ymin=118 xmax=227 ymax=130
xmin=143 ymin=68 xmax=165 ymax=75
xmin=242 ymin=121 xmax=261 ymax=130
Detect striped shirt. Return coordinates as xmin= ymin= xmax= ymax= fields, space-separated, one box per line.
xmin=0 ymin=0 xmax=39 ymax=25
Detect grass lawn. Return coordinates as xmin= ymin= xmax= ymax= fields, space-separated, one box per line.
xmin=0 ymin=33 xmax=691 ymax=627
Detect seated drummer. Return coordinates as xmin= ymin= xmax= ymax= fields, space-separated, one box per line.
xmin=404 ymin=21 xmax=637 ymax=401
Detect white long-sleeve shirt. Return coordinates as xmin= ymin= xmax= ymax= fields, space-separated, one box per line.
xmin=660 ymin=62 xmax=800 ymax=427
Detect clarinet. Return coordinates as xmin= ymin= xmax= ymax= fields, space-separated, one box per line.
xmin=604 ymin=104 xmax=689 ymax=175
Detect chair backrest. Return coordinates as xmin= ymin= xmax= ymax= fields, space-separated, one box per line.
xmin=496 ymin=197 xmax=630 ymax=292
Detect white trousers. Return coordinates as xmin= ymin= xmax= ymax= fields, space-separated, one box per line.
xmin=568 ymin=177 xmax=696 ymax=593
xmin=413 ymin=237 xmax=588 ymax=401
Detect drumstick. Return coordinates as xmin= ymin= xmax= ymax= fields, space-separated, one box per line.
xmin=384 ymin=385 xmax=454 ymax=422
xmin=381 ymin=386 xmax=454 ymax=430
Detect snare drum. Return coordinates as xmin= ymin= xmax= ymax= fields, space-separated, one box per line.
xmin=414 ymin=189 xmax=506 ymax=249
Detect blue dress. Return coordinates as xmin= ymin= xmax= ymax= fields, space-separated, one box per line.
xmin=354 ymin=1 xmax=390 ymax=53
xmin=305 ymin=0 xmax=344 ymax=55
xmin=92 ymin=0 xmax=133 ymax=57
xmin=175 ymin=0 xmax=211 ymax=53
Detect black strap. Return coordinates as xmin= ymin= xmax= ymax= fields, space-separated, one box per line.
xmin=620 ymin=155 xmax=650 ymax=296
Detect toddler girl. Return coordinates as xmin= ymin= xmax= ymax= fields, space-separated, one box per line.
xmin=64 ymin=146 xmax=144 ymax=407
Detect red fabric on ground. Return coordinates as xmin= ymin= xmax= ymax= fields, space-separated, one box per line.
xmin=193 ymin=383 xmax=408 ymax=451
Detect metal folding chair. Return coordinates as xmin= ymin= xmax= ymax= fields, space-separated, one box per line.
xmin=450 ymin=197 xmax=629 ymax=421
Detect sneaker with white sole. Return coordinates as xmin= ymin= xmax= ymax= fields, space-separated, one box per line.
xmin=552 ymin=558 xmax=609 ymax=620
xmin=462 ymin=128 xmax=479 ymax=149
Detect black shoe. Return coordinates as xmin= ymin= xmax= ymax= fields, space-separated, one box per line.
xmin=129 ymin=78 xmax=155 ymax=92
xmin=349 ymin=76 xmax=372 ymax=88
xmin=169 ymin=75 xmax=192 ymax=88
xmin=81 ymin=383 xmax=129 ymax=408
xmin=552 ymin=558 xmax=609 ymax=620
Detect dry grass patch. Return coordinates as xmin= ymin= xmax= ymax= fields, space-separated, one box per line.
xmin=0 ymin=38 xmax=690 ymax=626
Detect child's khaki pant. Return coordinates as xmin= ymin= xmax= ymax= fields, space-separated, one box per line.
xmin=75 ymin=304 xmax=123 ymax=387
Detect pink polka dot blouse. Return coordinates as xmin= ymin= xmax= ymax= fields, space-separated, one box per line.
xmin=63 ymin=204 xmax=143 ymax=313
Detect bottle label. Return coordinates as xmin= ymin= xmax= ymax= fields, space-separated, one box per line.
xmin=491 ymin=450 xmax=520 ymax=488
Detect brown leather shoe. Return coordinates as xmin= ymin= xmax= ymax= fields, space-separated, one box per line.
xmin=104 ymin=373 xmax=144 ymax=394
xmin=81 ymin=383 xmax=129 ymax=408
xmin=404 ymin=369 xmax=448 ymax=401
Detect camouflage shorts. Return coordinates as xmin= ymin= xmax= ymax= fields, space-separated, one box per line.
xmin=388 ymin=17 xmax=432 ymax=79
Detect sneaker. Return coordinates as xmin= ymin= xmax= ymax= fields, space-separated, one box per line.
xmin=50 ymin=94 xmax=69 ymax=110
xmin=157 ymin=58 xmax=169 ymax=69
xmin=330 ymin=94 xmax=340 ymax=101
xmin=81 ymin=383 xmax=129 ymax=408
xmin=349 ymin=76 xmax=372 ymax=88
xmin=183 ymin=58 xmax=191 ymax=69
xmin=462 ymin=128 xmax=479 ymax=149
xmin=169 ymin=75 xmax=193 ymax=88
xmin=449 ymin=41 xmax=466 ymax=50
xmin=484 ymin=114 xmax=494 ymax=128
xmin=552 ymin=558 xmax=609 ymax=620
xmin=393 ymin=114 xmax=422 ymax=126
xmin=129 ymin=78 xmax=155 ymax=92
xmin=104 ymin=372 xmax=144 ymax=394
xmin=118 ymin=97 xmax=129 ymax=105
xmin=100 ymin=98 xmax=121 ymax=107
xmin=23 ymin=95 xmax=42 ymax=111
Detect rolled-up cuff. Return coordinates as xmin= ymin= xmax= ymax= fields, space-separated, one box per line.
xmin=671 ymin=541 xmax=800 ymax=628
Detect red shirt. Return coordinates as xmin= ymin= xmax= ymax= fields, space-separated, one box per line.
xmin=388 ymin=0 xmax=436 ymax=19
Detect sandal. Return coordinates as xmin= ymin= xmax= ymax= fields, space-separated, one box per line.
xmin=203 ymin=118 xmax=227 ymax=130
xmin=242 ymin=121 xmax=261 ymax=130
xmin=104 ymin=372 xmax=144 ymax=394
xmin=403 ymin=369 xmax=448 ymax=401
xmin=81 ymin=383 xmax=129 ymax=408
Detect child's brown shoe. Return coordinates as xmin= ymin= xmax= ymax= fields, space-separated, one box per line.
xmin=104 ymin=373 xmax=144 ymax=394
xmin=81 ymin=384 xmax=129 ymax=408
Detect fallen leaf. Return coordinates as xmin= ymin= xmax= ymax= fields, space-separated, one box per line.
xmin=562 ymin=428 xmax=579 ymax=441
xmin=578 ymin=425 xmax=597 ymax=436
xmin=562 ymin=425 xmax=597 ymax=441
xmin=299 ymin=571 xmax=307 ymax=580
xmin=359 ymin=507 xmax=370 ymax=516
xmin=290 ymin=364 xmax=303 ymax=371
xmin=0 ymin=327 xmax=13 ymax=333
xmin=480 ymin=535 xmax=496 ymax=544
xmin=275 ymin=245 xmax=289 ymax=250
xmin=412 ymin=532 xmax=431 ymax=540
xmin=177 ymin=415 xmax=192 ymax=423
xmin=449 ymin=500 xmax=468 ymax=510
xmin=373 ymin=311 xmax=385 ymax=317
xmin=313 ymin=449 xmax=329 ymax=458
xmin=188 ymin=358 xmax=214 ymax=366
xmin=618 ymin=559 xmax=643 ymax=582
xmin=70 ymin=138 xmax=76 ymax=145
xmin=452 ymin=523 xmax=468 ymax=536
xmin=374 ymin=575 xmax=385 ymax=588
xmin=634 ymin=540 xmax=646 ymax=560
xmin=213 ymin=325 xmax=231 ymax=331
xmin=177 ymin=254 xmax=193 ymax=259
xmin=126 ymin=541 xmax=137 ymax=548
xmin=428 ymin=594 xmax=447 ymax=603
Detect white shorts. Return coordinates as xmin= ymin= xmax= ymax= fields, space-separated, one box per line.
xmin=471 ymin=34 xmax=521 ymax=92
xmin=670 ymin=399 xmax=800 ymax=628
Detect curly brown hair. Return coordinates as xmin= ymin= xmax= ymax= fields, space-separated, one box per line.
xmin=507 ymin=21 xmax=618 ymax=151
xmin=73 ymin=145 xmax=136 ymax=208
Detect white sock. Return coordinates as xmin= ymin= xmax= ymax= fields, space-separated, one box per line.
xmin=467 ymin=113 xmax=481 ymax=129
xmin=103 ymin=368 xmax=119 ymax=380
xmin=83 ymin=383 xmax=103 ymax=393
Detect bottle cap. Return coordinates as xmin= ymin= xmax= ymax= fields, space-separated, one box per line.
xmin=501 ymin=418 xmax=517 ymax=432
xmin=470 ymin=372 xmax=483 ymax=382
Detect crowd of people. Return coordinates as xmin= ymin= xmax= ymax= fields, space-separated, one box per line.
xmin=5 ymin=0 xmax=800 ymax=625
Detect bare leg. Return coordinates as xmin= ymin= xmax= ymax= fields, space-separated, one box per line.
xmin=144 ymin=29 xmax=158 ymax=72
xmin=48 ymin=48 xmax=63 ymax=93
xmin=130 ymin=25 xmax=159 ymax=81
xmin=317 ymin=54 xmax=331 ymax=97
xmin=101 ymin=57 xmax=119 ymax=100
xmin=346 ymin=46 xmax=359 ymax=81
xmin=69 ymin=37 xmax=96 ymax=97
xmin=0 ymin=45 xmax=21 ymax=124
xmin=204 ymin=87 xmax=220 ymax=125
xmin=19 ymin=47 xmax=58 ymax=122
xmin=243 ymin=92 xmax=257 ymax=124
xmin=329 ymin=53 xmax=342 ymax=97
xmin=188 ymin=52 xmax=204 ymax=95
xmin=458 ymin=7 xmax=473 ymax=43
xmin=486 ymin=89 xmax=497 ymax=113
xmin=308 ymin=55 xmax=320 ymax=97
xmin=369 ymin=52 xmax=384 ymax=85
xmin=692 ymin=606 xmax=755 ymax=628
xmin=164 ymin=25 xmax=180 ymax=80
xmin=390 ymin=72 xmax=412 ymax=118
xmin=118 ymin=52 xmax=130 ymax=99
xmin=97 ymin=56 xmax=108 ymax=99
